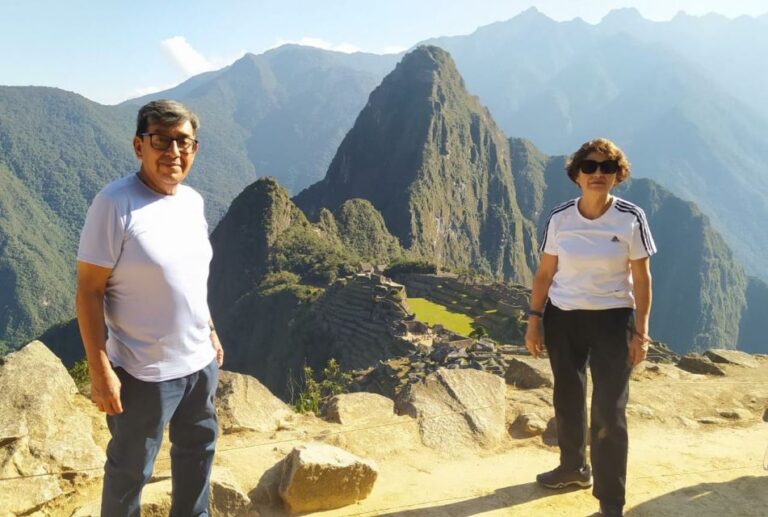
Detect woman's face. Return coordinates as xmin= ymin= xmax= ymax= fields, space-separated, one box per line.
xmin=575 ymin=151 xmax=618 ymax=195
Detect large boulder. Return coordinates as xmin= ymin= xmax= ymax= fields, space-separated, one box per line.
xmin=216 ymin=371 xmax=294 ymax=434
xmin=395 ymin=368 xmax=506 ymax=450
xmin=677 ymin=354 xmax=726 ymax=376
xmin=278 ymin=442 xmax=378 ymax=513
xmin=704 ymin=349 xmax=759 ymax=368
xmin=505 ymin=357 xmax=553 ymax=388
xmin=322 ymin=392 xmax=422 ymax=458
xmin=324 ymin=392 xmax=395 ymax=425
xmin=0 ymin=341 xmax=104 ymax=515
xmin=209 ymin=468 xmax=253 ymax=517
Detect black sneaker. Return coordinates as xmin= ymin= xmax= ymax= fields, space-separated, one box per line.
xmin=599 ymin=502 xmax=624 ymax=516
xmin=536 ymin=464 xmax=592 ymax=489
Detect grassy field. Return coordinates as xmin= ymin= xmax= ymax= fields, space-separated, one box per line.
xmin=406 ymin=297 xmax=475 ymax=336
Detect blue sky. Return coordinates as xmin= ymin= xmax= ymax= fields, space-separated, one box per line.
xmin=1 ymin=0 xmax=766 ymax=104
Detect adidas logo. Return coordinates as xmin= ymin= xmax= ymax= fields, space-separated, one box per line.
xmin=611 ymin=236 xmax=620 ymax=242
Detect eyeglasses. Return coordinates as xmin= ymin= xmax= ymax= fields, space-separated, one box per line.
xmin=580 ymin=159 xmax=619 ymax=174
xmin=141 ymin=133 xmax=198 ymax=153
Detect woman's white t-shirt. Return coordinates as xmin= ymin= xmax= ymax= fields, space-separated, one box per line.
xmin=540 ymin=196 xmax=657 ymax=311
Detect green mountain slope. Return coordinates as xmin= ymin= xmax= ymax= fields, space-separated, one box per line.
xmin=295 ymin=46 xmax=538 ymax=284
xmin=207 ymin=177 xmax=409 ymax=397
xmin=0 ymin=164 xmax=75 ymax=352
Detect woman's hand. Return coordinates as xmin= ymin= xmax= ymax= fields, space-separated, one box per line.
xmin=628 ymin=332 xmax=649 ymax=367
xmin=525 ymin=318 xmax=544 ymax=359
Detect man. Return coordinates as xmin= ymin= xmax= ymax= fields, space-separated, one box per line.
xmin=76 ymin=100 xmax=223 ymax=516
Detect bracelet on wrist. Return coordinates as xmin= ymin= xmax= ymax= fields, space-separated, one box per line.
xmin=527 ymin=309 xmax=544 ymax=318
xmin=208 ymin=322 xmax=216 ymax=333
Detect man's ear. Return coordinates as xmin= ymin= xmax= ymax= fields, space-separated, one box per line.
xmin=133 ymin=136 xmax=143 ymax=159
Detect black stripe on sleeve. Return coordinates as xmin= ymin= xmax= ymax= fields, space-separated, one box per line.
xmin=539 ymin=200 xmax=576 ymax=252
xmin=615 ymin=201 xmax=656 ymax=255
xmin=615 ymin=200 xmax=655 ymax=252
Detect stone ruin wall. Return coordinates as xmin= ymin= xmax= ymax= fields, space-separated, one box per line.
xmin=392 ymin=273 xmax=530 ymax=341
xmin=314 ymin=273 xmax=417 ymax=370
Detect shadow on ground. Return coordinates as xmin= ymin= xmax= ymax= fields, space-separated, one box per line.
xmin=372 ymin=481 xmax=590 ymax=516
xmin=626 ymin=475 xmax=768 ymax=516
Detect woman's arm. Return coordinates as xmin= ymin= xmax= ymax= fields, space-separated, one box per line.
xmin=629 ymin=256 xmax=653 ymax=367
xmin=525 ymin=253 xmax=558 ymax=358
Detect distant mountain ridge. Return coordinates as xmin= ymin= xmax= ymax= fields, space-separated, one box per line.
xmin=126 ymin=45 xmax=399 ymax=194
xmin=421 ymin=8 xmax=768 ymax=281
xmin=3 ymin=10 xmax=768 ymax=356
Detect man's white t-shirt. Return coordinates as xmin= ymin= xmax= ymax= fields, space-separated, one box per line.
xmin=78 ymin=174 xmax=215 ymax=382
xmin=540 ymin=196 xmax=657 ymax=311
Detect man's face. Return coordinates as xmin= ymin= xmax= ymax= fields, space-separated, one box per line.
xmin=133 ymin=120 xmax=197 ymax=195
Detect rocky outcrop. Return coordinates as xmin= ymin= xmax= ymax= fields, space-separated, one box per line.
xmin=354 ymin=339 xmax=516 ymax=398
xmin=0 ymin=341 xmax=104 ymax=515
xmin=705 ymin=349 xmax=759 ymax=368
xmin=325 ymin=392 xmax=396 ymax=425
xmin=510 ymin=413 xmax=549 ymax=437
xmin=278 ymin=443 xmax=378 ymax=513
xmin=505 ymin=357 xmax=553 ymax=388
xmin=677 ymin=354 xmax=727 ymax=376
xmin=208 ymin=468 xmax=253 ymax=517
xmin=216 ymin=371 xmax=295 ymax=434
xmin=395 ymin=368 xmax=506 ymax=450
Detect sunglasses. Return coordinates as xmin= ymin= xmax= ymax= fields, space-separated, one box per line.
xmin=580 ymin=159 xmax=619 ymax=174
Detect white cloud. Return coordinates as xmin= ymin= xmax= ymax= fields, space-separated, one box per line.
xmin=268 ymin=37 xmax=363 ymax=54
xmin=161 ymin=36 xmax=215 ymax=76
xmin=160 ymin=36 xmax=245 ymax=78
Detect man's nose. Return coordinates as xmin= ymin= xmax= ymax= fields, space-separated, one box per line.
xmin=166 ymin=140 xmax=181 ymax=156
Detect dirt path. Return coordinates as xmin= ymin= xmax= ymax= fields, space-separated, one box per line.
xmin=303 ymin=425 xmax=767 ymax=517
xmin=33 ymin=359 xmax=768 ymax=516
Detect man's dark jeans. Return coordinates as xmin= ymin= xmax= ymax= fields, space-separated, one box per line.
xmin=101 ymin=359 xmax=218 ymax=517
xmin=544 ymin=302 xmax=633 ymax=508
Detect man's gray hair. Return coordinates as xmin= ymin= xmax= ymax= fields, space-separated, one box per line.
xmin=135 ymin=100 xmax=200 ymax=136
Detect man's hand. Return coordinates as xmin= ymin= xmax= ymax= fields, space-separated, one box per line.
xmin=90 ymin=366 xmax=123 ymax=415
xmin=211 ymin=331 xmax=224 ymax=367
xmin=525 ymin=320 xmax=543 ymax=359
xmin=628 ymin=333 xmax=649 ymax=368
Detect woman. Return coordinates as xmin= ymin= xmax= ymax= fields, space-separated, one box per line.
xmin=525 ymin=138 xmax=655 ymax=517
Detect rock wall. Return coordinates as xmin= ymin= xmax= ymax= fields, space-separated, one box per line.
xmin=314 ymin=274 xmax=418 ymax=370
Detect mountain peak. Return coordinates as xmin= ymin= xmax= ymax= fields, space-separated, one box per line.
xmin=601 ymin=7 xmax=646 ymax=25
xmin=515 ymin=6 xmax=546 ymax=20
xmin=397 ymin=45 xmax=456 ymax=74
xmin=294 ymin=48 xmax=537 ymax=282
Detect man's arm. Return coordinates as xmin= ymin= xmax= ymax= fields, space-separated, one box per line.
xmin=209 ymin=317 xmax=224 ymax=367
xmin=629 ymin=257 xmax=653 ymax=367
xmin=76 ymin=261 xmax=123 ymax=415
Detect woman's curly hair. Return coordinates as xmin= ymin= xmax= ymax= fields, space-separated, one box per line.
xmin=565 ymin=138 xmax=631 ymax=184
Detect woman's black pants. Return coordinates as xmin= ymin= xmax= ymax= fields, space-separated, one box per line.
xmin=544 ymin=301 xmax=633 ymax=507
